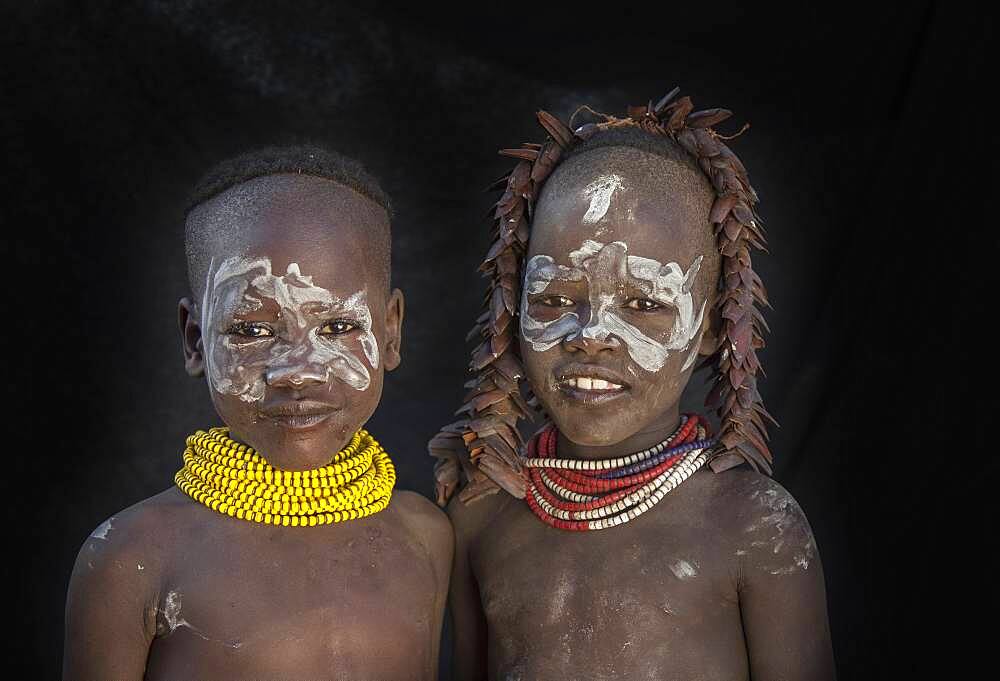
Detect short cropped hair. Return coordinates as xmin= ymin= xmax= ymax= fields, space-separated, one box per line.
xmin=185 ymin=144 xmax=392 ymax=217
xmin=184 ymin=144 xmax=393 ymax=297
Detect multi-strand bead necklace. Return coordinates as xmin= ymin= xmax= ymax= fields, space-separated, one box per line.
xmin=522 ymin=414 xmax=714 ymax=531
xmin=175 ymin=427 xmax=396 ymax=527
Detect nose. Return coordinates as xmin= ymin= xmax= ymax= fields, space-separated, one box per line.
xmin=265 ymin=363 xmax=328 ymax=388
xmin=265 ymin=348 xmax=329 ymax=389
xmin=563 ymin=305 xmax=621 ymax=355
xmin=564 ymin=333 xmax=621 ymax=355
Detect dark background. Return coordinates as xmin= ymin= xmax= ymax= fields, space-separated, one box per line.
xmin=4 ymin=1 xmax=993 ymax=678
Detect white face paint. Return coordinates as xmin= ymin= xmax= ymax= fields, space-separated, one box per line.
xmin=201 ymin=256 xmax=379 ymax=402
xmin=520 ymin=240 xmax=706 ymax=373
xmin=582 ymin=174 xmax=625 ymax=224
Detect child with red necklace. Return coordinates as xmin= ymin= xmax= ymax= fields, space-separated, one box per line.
xmin=431 ymin=93 xmax=835 ymax=680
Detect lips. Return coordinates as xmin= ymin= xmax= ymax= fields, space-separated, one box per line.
xmin=260 ymin=400 xmax=339 ymax=430
xmin=554 ymin=363 xmax=631 ymax=404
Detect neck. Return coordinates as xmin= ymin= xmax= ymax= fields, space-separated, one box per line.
xmin=556 ymin=404 xmax=682 ymax=460
xmin=225 ymin=428 xmax=355 ymax=472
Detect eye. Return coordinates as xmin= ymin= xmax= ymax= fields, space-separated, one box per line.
xmin=540 ymin=295 xmax=575 ymax=308
xmin=226 ymin=321 xmax=274 ymax=338
xmin=625 ymin=298 xmax=664 ymax=312
xmin=319 ymin=319 xmax=358 ymax=335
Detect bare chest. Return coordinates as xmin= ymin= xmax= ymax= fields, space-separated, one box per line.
xmin=473 ymin=499 xmax=749 ymax=680
xmin=144 ymin=516 xmax=437 ymax=681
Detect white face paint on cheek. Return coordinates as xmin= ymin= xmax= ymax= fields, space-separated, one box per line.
xmin=520 ymin=241 xmax=707 ymax=373
xmin=201 ymin=257 xmax=380 ymax=403
xmin=627 ymin=253 xmax=707 ymax=371
xmin=520 ymin=254 xmax=583 ymax=352
xmin=201 ymin=257 xmax=271 ymax=403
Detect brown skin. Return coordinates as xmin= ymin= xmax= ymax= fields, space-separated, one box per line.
xmin=64 ymin=174 xmax=453 ymax=681
xmin=449 ymin=148 xmax=835 ymax=680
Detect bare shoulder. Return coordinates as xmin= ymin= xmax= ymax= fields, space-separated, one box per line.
xmin=391 ymin=488 xmax=448 ymax=519
xmin=390 ymin=490 xmax=452 ymax=540
xmin=701 ymin=467 xmax=819 ymax=578
xmin=66 ymin=486 xmax=198 ymax=641
xmin=72 ymin=487 xmax=194 ymax=578
xmin=445 ymin=487 xmax=513 ymax=546
xmin=388 ymin=490 xmax=454 ymax=573
xmin=710 ymin=467 xmax=813 ymax=530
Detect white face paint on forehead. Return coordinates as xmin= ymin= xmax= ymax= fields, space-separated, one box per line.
xmin=521 ymin=240 xmax=706 ymax=373
xmin=582 ymin=174 xmax=626 ymax=224
xmin=201 ymin=256 xmax=380 ymax=403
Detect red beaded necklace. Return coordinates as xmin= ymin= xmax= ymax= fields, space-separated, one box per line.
xmin=522 ymin=414 xmax=715 ymax=531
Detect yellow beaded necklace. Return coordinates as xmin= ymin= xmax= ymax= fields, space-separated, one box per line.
xmin=175 ymin=427 xmax=396 ymax=527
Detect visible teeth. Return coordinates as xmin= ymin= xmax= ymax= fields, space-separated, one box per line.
xmin=566 ymin=376 xmax=624 ymax=391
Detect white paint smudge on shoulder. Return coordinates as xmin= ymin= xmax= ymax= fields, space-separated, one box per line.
xmin=741 ymin=482 xmax=815 ymax=575
xmin=91 ymin=517 xmax=114 ymax=540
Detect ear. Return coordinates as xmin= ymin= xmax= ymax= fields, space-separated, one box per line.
xmin=178 ymin=297 xmax=205 ymax=377
xmin=382 ymin=287 xmax=404 ymax=371
xmin=697 ymin=298 xmax=723 ymax=358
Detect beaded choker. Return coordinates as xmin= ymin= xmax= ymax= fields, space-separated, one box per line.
xmin=522 ymin=415 xmax=713 ymax=531
xmin=175 ymin=427 xmax=396 ymax=527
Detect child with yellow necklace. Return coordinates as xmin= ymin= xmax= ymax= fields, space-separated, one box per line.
xmin=63 ymin=146 xmax=453 ymax=681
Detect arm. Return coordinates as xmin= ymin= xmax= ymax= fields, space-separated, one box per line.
xmin=387 ymin=490 xmax=456 ymax=681
xmin=63 ymin=517 xmax=159 ymax=681
xmin=446 ymin=497 xmax=491 ymax=681
xmin=402 ymin=491 xmax=456 ymax=681
xmin=736 ymin=480 xmax=836 ymax=681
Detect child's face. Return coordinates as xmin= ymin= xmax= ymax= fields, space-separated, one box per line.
xmin=520 ymin=148 xmax=716 ymax=447
xmin=183 ymin=175 xmax=401 ymax=470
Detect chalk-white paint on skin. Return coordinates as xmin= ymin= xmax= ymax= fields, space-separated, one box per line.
xmin=741 ymin=484 xmax=815 ymax=575
xmin=547 ymin=573 xmax=574 ymax=624
xmin=160 ymin=590 xmax=192 ymax=635
xmin=201 ymin=256 xmax=379 ymax=403
xmin=669 ymin=559 xmax=698 ymax=581
xmin=521 ymin=240 xmax=706 ymax=373
xmin=158 ymin=590 xmax=243 ymax=648
xmin=91 ymin=518 xmax=114 ymax=540
xmin=567 ymin=239 xmax=604 ymax=265
xmin=770 ymin=549 xmax=813 ymax=575
xmin=680 ymin=336 xmax=702 ymax=372
xmin=582 ymin=174 xmax=625 ymax=224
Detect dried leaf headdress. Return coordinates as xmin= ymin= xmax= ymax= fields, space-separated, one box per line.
xmin=429 ymin=88 xmax=774 ymax=506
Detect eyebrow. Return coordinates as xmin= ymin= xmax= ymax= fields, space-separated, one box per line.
xmin=302 ymin=299 xmax=375 ymax=318
xmin=525 ymin=261 xmax=584 ymax=280
xmin=297 ymin=301 xmax=334 ymax=316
